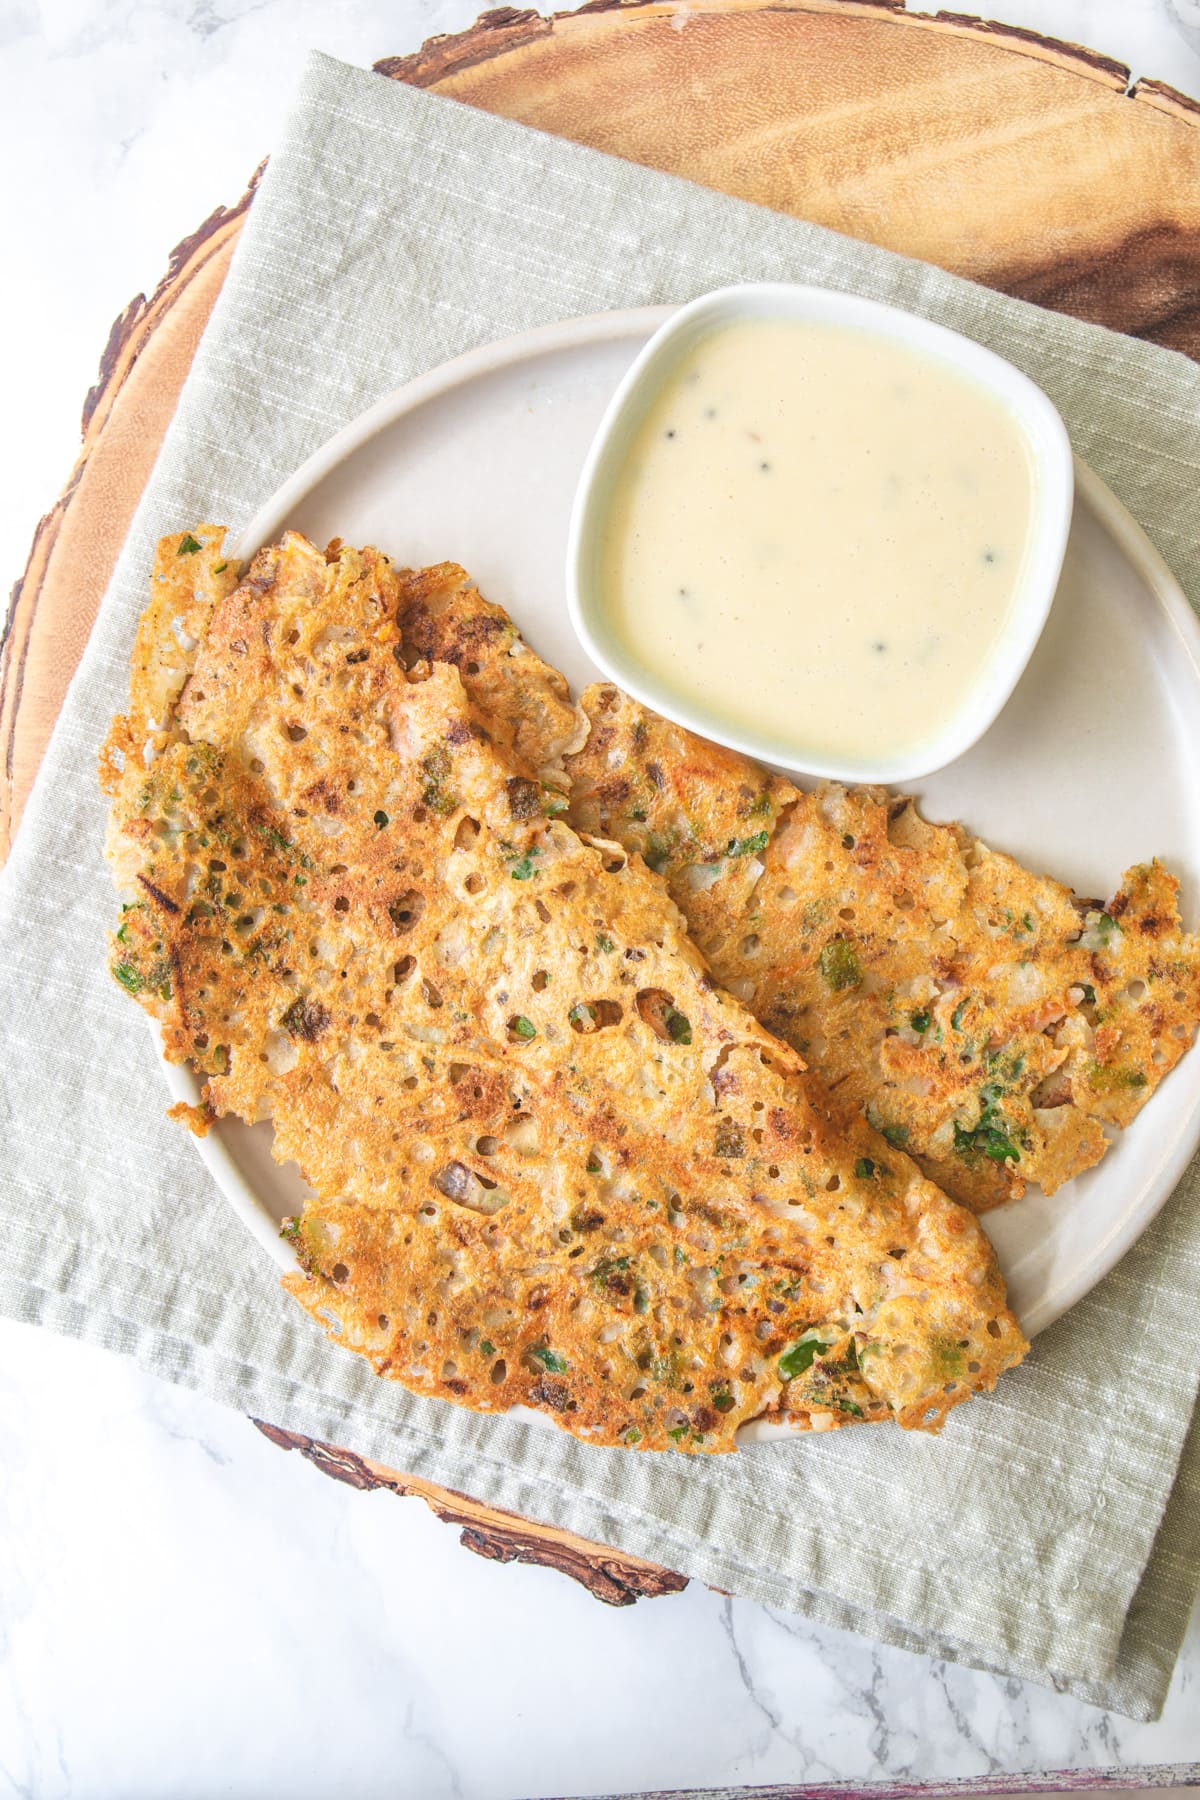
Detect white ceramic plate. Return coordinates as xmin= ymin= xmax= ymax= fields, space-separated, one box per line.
xmin=161 ymin=306 xmax=1200 ymax=1346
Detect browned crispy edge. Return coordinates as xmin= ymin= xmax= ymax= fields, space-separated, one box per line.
xmin=13 ymin=0 xmax=1200 ymax=1603
xmin=8 ymin=5 xmax=1200 ymax=857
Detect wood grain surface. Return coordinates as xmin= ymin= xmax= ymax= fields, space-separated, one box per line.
xmin=6 ymin=0 xmax=1200 ymax=858
xmin=6 ymin=0 xmax=1199 ymax=1601
xmin=0 ymin=176 xmax=259 ymax=863
xmin=252 ymin=1421 xmax=690 ymax=1603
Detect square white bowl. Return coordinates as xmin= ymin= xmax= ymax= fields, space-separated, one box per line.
xmin=565 ymin=282 xmax=1075 ymax=784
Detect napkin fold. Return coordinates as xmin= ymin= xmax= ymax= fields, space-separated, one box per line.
xmin=1 ymin=52 xmax=1198 ymax=1720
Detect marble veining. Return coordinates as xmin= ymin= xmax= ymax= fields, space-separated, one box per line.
xmin=0 ymin=1319 xmax=1197 ymax=1798
xmin=2 ymin=2 xmax=1200 ymax=1795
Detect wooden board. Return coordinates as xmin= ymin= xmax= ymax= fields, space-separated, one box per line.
xmin=7 ymin=1 xmax=1200 ymax=866
xmin=5 ymin=0 xmax=1199 ymax=1601
xmin=251 ymin=1421 xmax=690 ymax=1604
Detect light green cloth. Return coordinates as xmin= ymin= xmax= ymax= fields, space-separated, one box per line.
xmin=2 ymin=52 xmax=1198 ymax=1721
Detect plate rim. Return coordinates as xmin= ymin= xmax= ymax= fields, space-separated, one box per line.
xmin=158 ymin=303 xmax=1200 ymax=1343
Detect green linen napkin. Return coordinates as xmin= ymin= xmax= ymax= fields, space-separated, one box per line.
xmin=1 ymin=52 xmax=1197 ymax=1720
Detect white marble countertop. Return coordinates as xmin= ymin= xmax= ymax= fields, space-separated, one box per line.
xmin=2 ymin=3 xmax=1200 ymax=1796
